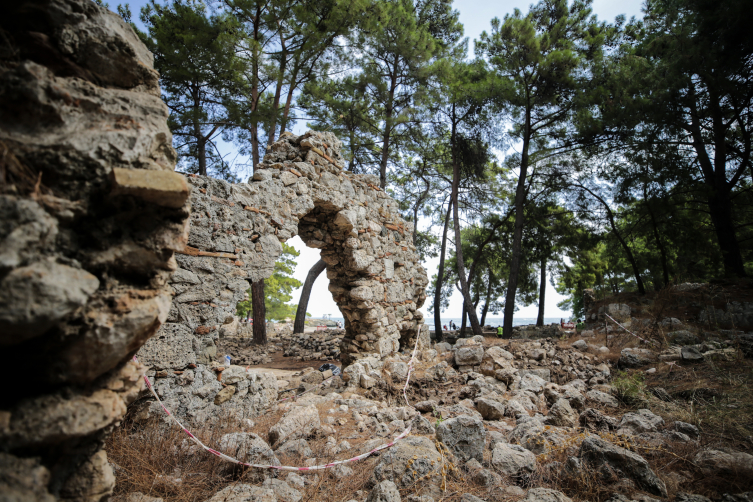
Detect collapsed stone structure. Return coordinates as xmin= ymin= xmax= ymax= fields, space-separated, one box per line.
xmin=0 ymin=0 xmax=191 ymax=500
xmin=139 ymin=131 xmax=430 ymax=371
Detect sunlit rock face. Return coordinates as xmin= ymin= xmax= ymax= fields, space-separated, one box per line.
xmin=0 ymin=0 xmax=189 ymax=499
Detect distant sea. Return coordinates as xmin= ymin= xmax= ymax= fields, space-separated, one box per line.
xmin=316 ymin=316 xmax=566 ymax=327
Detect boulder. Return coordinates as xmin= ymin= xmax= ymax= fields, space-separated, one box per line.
xmin=572 ymin=340 xmax=588 ymax=351
xmin=262 ymin=479 xmax=301 ymax=502
xmin=546 ymin=398 xmax=577 ymax=428
xmin=616 ymin=409 xmax=664 ymax=435
xmin=268 ymin=405 xmax=321 ymax=447
xmin=219 ymin=433 xmax=280 ymax=482
xmin=579 ymin=408 xmax=618 ymax=432
xmin=694 ymin=449 xmax=753 ymax=478
xmin=586 ymin=390 xmax=620 ymax=408
xmin=681 ymin=346 xmax=704 ymax=362
xmin=366 ymin=481 xmax=401 ymax=502
xmin=619 ymin=348 xmax=656 ymax=368
xmin=479 ymin=346 xmax=517 ymax=384
xmin=491 ymin=443 xmax=536 ymax=477
xmin=579 ymin=436 xmax=667 ymax=497
xmin=518 ymin=373 xmax=546 ymax=394
xmin=436 ymin=415 xmax=486 ymax=462
xmin=475 ymin=397 xmax=506 ymax=421
xmin=370 ymin=436 xmax=444 ymax=497
xmin=275 ymin=439 xmax=313 ymax=459
xmin=455 ymin=344 xmax=484 ymax=367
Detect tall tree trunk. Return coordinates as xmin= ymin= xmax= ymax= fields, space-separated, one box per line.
xmin=708 ymin=190 xmax=746 ymax=277
xmin=503 ymin=112 xmax=531 ymax=338
xmin=378 ymin=56 xmax=398 ymax=189
xmin=643 ymin=187 xmax=670 ymax=288
xmin=536 ymin=256 xmax=547 ymax=327
xmin=450 ymin=104 xmax=482 ymax=337
xmin=433 ymin=199 xmax=453 ymax=342
xmin=251 ymin=280 xmax=266 ymax=345
xmin=293 ymin=259 xmax=327 ymax=334
xmin=480 ymin=270 xmax=494 ymax=326
xmin=266 ymin=32 xmax=288 ymax=147
xmin=193 ymin=90 xmax=207 ymax=176
xmin=278 ymin=64 xmax=299 ymax=137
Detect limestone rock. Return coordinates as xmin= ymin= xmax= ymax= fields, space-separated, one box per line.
xmin=523 ymin=488 xmax=573 ymax=502
xmin=491 ymin=443 xmax=536 ymax=477
xmin=366 ymin=481 xmax=401 ymax=502
xmin=111 ymin=168 xmax=189 ymax=208
xmin=455 ymin=344 xmax=484 ymax=366
xmin=616 ymin=409 xmax=664 ymax=436
xmin=475 ymin=397 xmax=506 ymax=421
xmin=268 ymin=405 xmax=321 ymax=446
xmin=579 ymin=436 xmax=667 ymax=496
xmin=262 ymin=478 xmax=301 ymax=502
xmin=619 ymin=348 xmax=656 ymax=368
xmin=586 ymin=390 xmax=620 ymax=408
xmin=546 ymin=398 xmax=577 ymax=428
xmin=436 ymin=415 xmax=486 ymax=462
xmin=0 ymin=453 xmax=55 ymax=502
xmin=694 ymin=449 xmax=753 ymax=479
xmin=204 ymin=484 xmax=276 ymax=502
xmin=370 ymin=436 xmax=444 ymax=497
xmin=0 ymin=259 xmax=99 ymax=343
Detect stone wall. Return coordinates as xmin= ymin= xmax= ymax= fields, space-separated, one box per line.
xmin=0 ymin=0 xmax=189 ymax=500
xmin=138 ymin=131 xmax=430 ymax=370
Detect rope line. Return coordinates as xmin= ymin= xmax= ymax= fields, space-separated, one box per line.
xmin=604 ymin=313 xmax=657 ymax=346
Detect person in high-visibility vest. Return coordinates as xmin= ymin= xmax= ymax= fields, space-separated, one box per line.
xmin=496 ymin=326 xmax=503 ymax=337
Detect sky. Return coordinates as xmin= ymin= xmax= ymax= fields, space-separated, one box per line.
xmin=113 ymin=0 xmax=646 ymax=320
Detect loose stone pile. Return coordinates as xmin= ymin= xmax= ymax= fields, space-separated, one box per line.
xmin=0 ymin=1 xmax=190 ymax=499
xmin=281 ymin=330 xmax=344 ymax=361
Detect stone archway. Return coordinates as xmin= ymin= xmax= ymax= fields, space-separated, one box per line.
xmin=138 ymin=131 xmax=430 ymax=370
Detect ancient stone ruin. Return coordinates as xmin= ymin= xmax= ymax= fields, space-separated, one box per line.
xmin=139 ymin=132 xmax=430 ymax=372
xmin=0 ymin=0 xmax=429 ymax=499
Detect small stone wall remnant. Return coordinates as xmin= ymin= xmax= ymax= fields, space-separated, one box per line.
xmin=0 ymin=0 xmax=190 ymax=500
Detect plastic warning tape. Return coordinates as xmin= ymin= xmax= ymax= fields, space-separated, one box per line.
xmin=133 ymin=336 xmax=421 ymax=471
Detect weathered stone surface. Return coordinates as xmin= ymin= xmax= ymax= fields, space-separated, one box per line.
xmin=694 ymin=449 xmax=753 ymax=479
xmin=586 ymin=390 xmax=620 ymax=408
xmin=475 ymin=397 xmax=506 ymax=421
xmin=205 ymin=484 xmax=277 ymax=502
xmin=479 ymin=346 xmax=517 ymax=384
xmin=370 ymin=436 xmax=444 ymax=497
xmin=579 ymin=436 xmax=667 ymax=497
xmin=268 ymin=405 xmax=321 ymax=447
xmin=455 ymin=344 xmax=484 ymax=366
xmin=0 ymin=259 xmax=99 ymax=344
xmin=275 ymin=439 xmax=313 ymax=459
xmin=436 ymin=415 xmax=486 ymax=462
xmin=491 ymin=443 xmax=536 ymax=477
xmin=219 ymin=433 xmax=280 ymax=482
xmin=111 ymin=168 xmax=189 ymax=208
xmin=366 ymin=481 xmax=401 ymax=502
xmin=523 ymin=488 xmax=573 ymax=502
xmin=616 ymin=409 xmax=664 ymax=436
xmin=262 ymin=478 xmax=301 ymax=502
xmin=619 ymin=348 xmax=656 ymax=368
xmin=546 ymin=398 xmax=577 ymax=428
xmin=0 ymin=1 xmax=191 ymax=496
xmin=0 ymin=452 xmax=55 ymax=502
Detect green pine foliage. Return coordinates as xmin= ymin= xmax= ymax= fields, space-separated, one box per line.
xmin=237 ymin=243 xmax=302 ymax=321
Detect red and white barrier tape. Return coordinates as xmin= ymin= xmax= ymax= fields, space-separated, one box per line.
xmin=133 ymin=335 xmax=422 ymax=471
xmin=604 ymin=313 xmax=657 ymax=346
